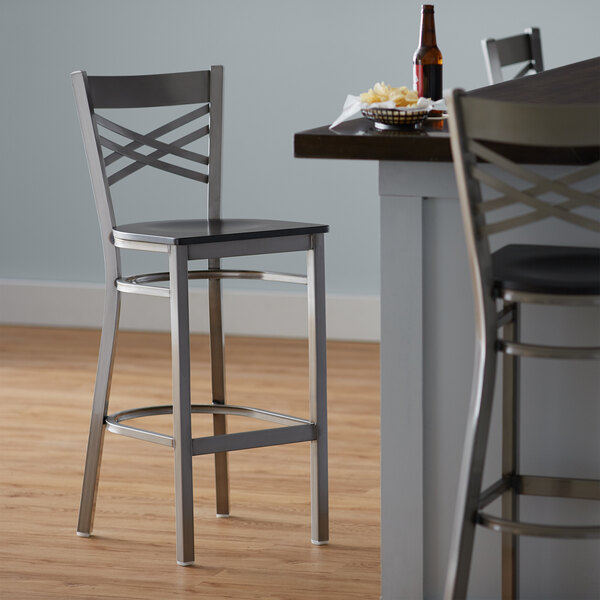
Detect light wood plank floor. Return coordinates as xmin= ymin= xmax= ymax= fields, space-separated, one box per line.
xmin=0 ymin=326 xmax=380 ymax=599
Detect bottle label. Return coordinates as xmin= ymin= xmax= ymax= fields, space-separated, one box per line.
xmin=413 ymin=64 xmax=424 ymax=97
xmin=413 ymin=64 xmax=442 ymax=100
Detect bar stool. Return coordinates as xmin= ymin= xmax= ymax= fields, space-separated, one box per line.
xmin=71 ymin=66 xmax=329 ymax=566
xmin=482 ymin=27 xmax=544 ymax=85
xmin=444 ymin=88 xmax=600 ymax=598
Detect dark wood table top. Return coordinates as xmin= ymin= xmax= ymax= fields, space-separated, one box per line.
xmin=294 ymin=57 xmax=599 ymax=165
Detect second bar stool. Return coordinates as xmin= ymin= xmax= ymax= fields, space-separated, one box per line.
xmin=481 ymin=27 xmax=544 ymax=85
xmin=444 ymin=88 xmax=600 ymax=598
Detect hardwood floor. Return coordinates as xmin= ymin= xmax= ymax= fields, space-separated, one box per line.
xmin=0 ymin=326 xmax=380 ymax=599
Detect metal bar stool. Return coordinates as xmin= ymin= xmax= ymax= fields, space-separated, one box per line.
xmin=444 ymin=89 xmax=600 ymax=598
xmin=71 ymin=66 xmax=329 ymax=566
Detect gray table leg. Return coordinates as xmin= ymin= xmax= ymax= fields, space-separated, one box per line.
xmin=380 ymin=192 xmax=424 ymax=600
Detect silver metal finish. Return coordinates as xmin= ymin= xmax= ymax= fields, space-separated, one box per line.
xmin=169 ymin=245 xmax=195 ymax=566
xmin=118 ymin=268 xmax=307 ymax=289
xmin=73 ymin=70 xmax=123 ymax=537
xmin=116 ymin=279 xmax=170 ymax=297
xmin=502 ymin=302 xmax=519 ymax=598
xmin=207 ymin=65 xmax=223 ymax=219
xmin=444 ymin=91 xmax=502 ymax=599
xmin=106 ymin=409 xmax=174 ymax=446
xmin=499 ymin=340 xmax=600 ymax=360
xmin=444 ymin=89 xmax=600 ymax=599
xmin=478 ymin=514 xmax=600 ymax=539
xmin=478 ymin=477 xmax=511 ymax=509
xmin=104 ymin=402 xmax=315 ymax=457
xmin=113 ymin=238 xmax=169 ymax=253
xmin=501 ymin=289 xmax=600 ymax=306
xmin=77 ymin=280 xmax=121 ymax=535
xmin=106 ymin=402 xmax=311 ymax=433
xmin=208 ymin=257 xmax=229 ymax=517
xmin=307 ymin=233 xmax=329 ymax=544
xmin=520 ymin=475 xmax=600 ymax=500
xmin=444 ymin=320 xmax=499 ymax=599
xmin=72 ymin=65 xmax=329 ymax=566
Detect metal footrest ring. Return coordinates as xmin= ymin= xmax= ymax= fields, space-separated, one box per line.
xmin=105 ymin=403 xmax=316 ymax=453
xmin=477 ymin=511 xmax=600 ymax=539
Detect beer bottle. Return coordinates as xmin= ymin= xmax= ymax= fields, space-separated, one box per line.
xmin=413 ymin=4 xmax=443 ymax=100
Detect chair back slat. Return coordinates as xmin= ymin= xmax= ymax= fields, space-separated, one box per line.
xmin=98 ymin=135 xmax=209 ymax=184
xmin=470 ymin=163 xmax=600 ymax=235
xmin=459 ymin=97 xmax=600 ymax=147
xmin=478 ymin=161 xmax=600 ymax=215
xmin=103 ymin=105 xmax=209 ymax=167
xmin=95 ymin=114 xmax=209 ymax=166
xmin=495 ymin=33 xmax=532 ymax=67
xmin=107 ymin=125 xmax=210 ymax=186
xmin=469 ymin=141 xmax=600 ymax=208
xmin=87 ymin=71 xmax=210 ymax=108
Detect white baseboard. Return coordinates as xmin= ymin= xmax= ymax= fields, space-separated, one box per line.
xmin=0 ymin=279 xmax=380 ymax=342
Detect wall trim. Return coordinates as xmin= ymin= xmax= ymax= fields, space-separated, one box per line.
xmin=0 ymin=279 xmax=380 ymax=342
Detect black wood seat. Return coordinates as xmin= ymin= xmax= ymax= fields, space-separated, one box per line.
xmin=114 ymin=218 xmax=328 ymax=246
xmin=493 ymin=244 xmax=600 ymax=296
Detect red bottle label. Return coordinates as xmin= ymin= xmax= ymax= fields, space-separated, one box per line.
xmin=413 ymin=63 xmax=443 ymax=100
xmin=413 ymin=64 xmax=424 ymax=97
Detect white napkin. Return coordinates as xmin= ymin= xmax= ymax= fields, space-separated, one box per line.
xmin=329 ymin=95 xmax=446 ymax=129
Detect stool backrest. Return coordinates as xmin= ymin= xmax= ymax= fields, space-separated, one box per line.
xmin=446 ymin=88 xmax=600 ymax=324
xmin=482 ymin=28 xmax=544 ymax=85
xmin=71 ymin=67 xmax=224 ymax=263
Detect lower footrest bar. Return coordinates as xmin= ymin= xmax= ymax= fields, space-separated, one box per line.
xmin=105 ymin=408 xmax=174 ymax=446
xmin=499 ymin=340 xmax=600 ymax=359
xmin=192 ymin=423 xmax=316 ymax=455
xmin=104 ymin=404 xmax=315 ymax=450
xmin=118 ymin=268 xmax=307 ymax=289
xmin=519 ymin=474 xmax=600 ymax=501
xmin=477 ymin=512 xmax=600 ymax=539
xmin=116 ymin=278 xmax=170 ymax=297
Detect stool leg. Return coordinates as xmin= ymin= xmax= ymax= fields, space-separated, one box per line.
xmin=307 ymin=234 xmax=329 ymax=545
xmin=170 ymin=246 xmax=194 ymax=566
xmin=208 ymin=258 xmax=230 ymax=517
xmin=77 ymin=282 xmax=121 ymax=536
xmin=444 ymin=332 xmax=498 ymax=599
xmin=502 ymin=302 xmax=520 ymax=599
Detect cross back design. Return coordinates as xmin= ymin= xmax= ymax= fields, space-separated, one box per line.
xmin=94 ymin=104 xmax=210 ymax=186
xmin=512 ymin=60 xmax=537 ymax=79
xmin=467 ymin=139 xmax=600 ymax=236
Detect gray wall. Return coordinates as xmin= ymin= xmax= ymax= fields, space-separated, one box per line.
xmin=1 ymin=0 xmax=599 ymax=296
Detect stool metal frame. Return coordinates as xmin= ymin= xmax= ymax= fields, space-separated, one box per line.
xmin=72 ymin=66 xmax=329 ymax=566
xmin=482 ymin=27 xmax=544 ymax=85
xmin=445 ymin=89 xmax=600 ymax=598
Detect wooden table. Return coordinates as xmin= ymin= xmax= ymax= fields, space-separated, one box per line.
xmin=296 ymin=57 xmax=599 ymax=164
xmin=294 ymin=58 xmax=600 ymax=599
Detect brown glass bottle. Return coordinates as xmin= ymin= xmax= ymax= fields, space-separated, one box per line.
xmin=413 ymin=4 xmax=443 ymax=100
